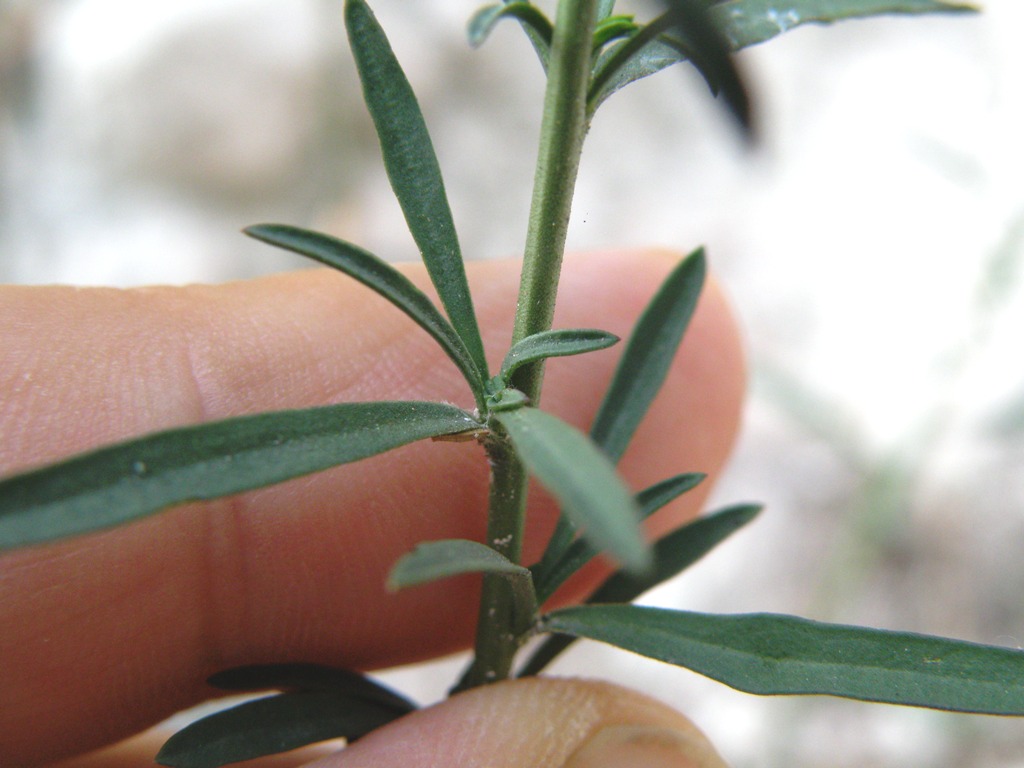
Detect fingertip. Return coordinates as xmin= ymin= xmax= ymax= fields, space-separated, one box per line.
xmin=1 ymin=249 xmax=748 ymax=765
xmin=316 ymin=677 xmax=727 ymax=768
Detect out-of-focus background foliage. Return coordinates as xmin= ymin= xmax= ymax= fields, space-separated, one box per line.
xmin=3 ymin=1 xmax=1024 ymax=765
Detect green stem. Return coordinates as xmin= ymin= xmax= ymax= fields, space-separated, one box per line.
xmin=459 ymin=0 xmax=598 ymax=691
xmin=510 ymin=0 xmax=598 ymax=403
xmin=454 ymin=432 xmax=529 ymax=691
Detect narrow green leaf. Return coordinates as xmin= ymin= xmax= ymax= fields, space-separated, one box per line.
xmin=520 ymin=502 xmax=755 ymax=676
xmin=543 ymin=606 xmax=1024 ymax=715
xmin=590 ymin=503 xmax=761 ymax=605
xmin=710 ymin=0 xmax=978 ymax=51
xmin=588 ymin=1 xmax=974 ymax=118
xmin=0 ymin=401 xmax=478 ymax=549
xmin=596 ymin=0 xmax=617 ymax=20
xmin=494 ymin=407 xmax=650 ymax=574
xmin=346 ymin=0 xmax=488 ymax=378
xmin=589 ymin=34 xmax=684 ymax=112
xmin=156 ymin=691 xmax=404 ymax=768
xmin=589 ymin=2 xmax=752 ymax=134
xmin=389 ymin=538 xmax=537 ymax=631
xmin=516 ymin=626 xmax=575 ymax=678
xmin=650 ymin=0 xmax=752 ymax=135
xmin=245 ymin=224 xmax=484 ymax=404
xmin=498 ymin=328 xmax=619 ymax=382
xmin=468 ymin=2 xmax=554 ymax=54
xmin=389 ymin=538 xmax=530 ymax=589
xmin=532 ymin=472 xmax=706 ymax=605
xmin=207 ymin=664 xmax=416 ymax=715
xmin=469 ymin=3 xmax=508 ymax=46
xmin=530 ymin=252 xmax=705 ymax=590
xmin=632 ymin=472 xmax=707 ymax=520
xmin=591 ymin=248 xmax=705 ymax=463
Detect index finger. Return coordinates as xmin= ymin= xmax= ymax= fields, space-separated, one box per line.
xmin=0 ymin=249 xmax=745 ymax=766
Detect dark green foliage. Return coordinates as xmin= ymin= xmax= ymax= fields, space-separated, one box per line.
xmin=389 ymin=539 xmax=538 ymax=633
xmin=0 ymin=2 xmax=999 ymax=764
xmin=0 ymin=401 xmax=478 ymax=549
xmin=712 ymin=1 xmax=978 ymax=52
xmin=590 ymin=248 xmax=706 ymax=463
xmin=521 ymin=504 xmax=761 ymax=676
xmin=346 ymin=0 xmax=488 ymax=379
xmin=590 ymin=1 xmax=752 ymax=133
xmin=495 ymin=406 xmax=651 ymax=574
xmin=245 ymin=224 xmax=486 ymax=406
xmin=542 ymin=605 xmax=1024 ymax=715
xmin=533 ymin=249 xmax=706 ymax=583
xmin=468 ymin=2 xmax=554 ymax=57
xmin=586 ymin=0 xmax=975 ymax=122
xmin=155 ymin=690 xmax=410 ymax=768
xmin=389 ymin=538 xmax=531 ymax=590
xmin=587 ymin=503 xmax=762 ymax=606
xmin=531 ymin=473 xmax=707 ymax=605
xmin=207 ymin=664 xmax=417 ymax=714
xmin=498 ymin=328 xmax=619 ymax=383
xmin=157 ymin=664 xmax=416 ymax=767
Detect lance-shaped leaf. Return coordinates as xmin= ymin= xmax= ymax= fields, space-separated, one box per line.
xmin=245 ymin=224 xmax=484 ymax=404
xmin=589 ymin=1 xmax=974 ymax=118
xmin=494 ymin=407 xmax=650 ymax=574
xmin=346 ymin=0 xmax=488 ymax=379
xmin=532 ymin=472 xmax=705 ymax=604
xmin=542 ymin=605 xmax=1024 ymax=715
xmin=590 ymin=34 xmax=688 ymax=113
xmin=589 ymin=1 xmax=751 ymax=134
xmin=389 ymin=538 xmax=537 ymax=631
xmin=468 ymin=2 xmax=554 ymax=63
xmin=591 ymin=248 xmax=705 ymax=462
xmin=589 ymin=0 xmax=970 ymax=118
xmin=207 ymin=664 xmax=417 ymax=715
xmin=591 ymin=503 xmax=760 ymax=605
xmin=533 ymin=250 xmax=705 ymax=577
xmin=156 ymin=690 xmax=408 ymax=768
xmin=710 ymin=0 xmax=978 ymax=51
xmin=498 ymin=328 xmax=619 ymax=382
xmin=390 ymin=538 xmax=530 ymax=588
xmin=0 ymin=401 xmax=478 ymax=549
xmin=520 ymin=504 xmax=760 ymax=675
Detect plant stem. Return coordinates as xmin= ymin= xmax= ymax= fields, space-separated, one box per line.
xmin=510 ymin=0 xmax=598 ymax=403
xmin=458 ymin=0 xmax=598 ymax=691
xmin=454 ymin=432 xmax=529 ymax=691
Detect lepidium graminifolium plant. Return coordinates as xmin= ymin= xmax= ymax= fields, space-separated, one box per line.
xmin=0 ymin=1 xmax=1006 ymax=766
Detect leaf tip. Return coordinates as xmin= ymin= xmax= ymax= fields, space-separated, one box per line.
xmin=242 ymin=223 xmax=282 ymax=244
xmin=153 ymin=741 xmax=185 ymax=768
xmin=617 ymin=538 xmax=655 ymax=578
xmin=385 ymin=559 xmax=407 ymax=593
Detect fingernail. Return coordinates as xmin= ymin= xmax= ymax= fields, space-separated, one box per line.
xmin=562 ymin=724 xmax=728 ymax=768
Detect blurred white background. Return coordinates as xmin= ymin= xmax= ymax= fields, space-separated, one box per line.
xmin=3 ymin=1 xmax=1024 ymax=765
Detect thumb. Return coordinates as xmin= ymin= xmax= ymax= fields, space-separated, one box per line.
xmin=320 ymin=677 xmax=727 ymax=768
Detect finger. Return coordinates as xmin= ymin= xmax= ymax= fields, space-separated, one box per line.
xmin=322 ymin=677 xmax=728 ymax=768
xmin=0 ymin=249 xmax=745 ymax=765
xmin=46 ymin=678 xmax=727 ymax=768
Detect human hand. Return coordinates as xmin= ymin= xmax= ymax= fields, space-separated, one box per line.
xmin=0 ymin=249 xmax=744 ymax=767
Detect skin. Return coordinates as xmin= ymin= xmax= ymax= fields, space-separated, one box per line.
xmin=0 ymin=249 xmax=746 ymax=767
